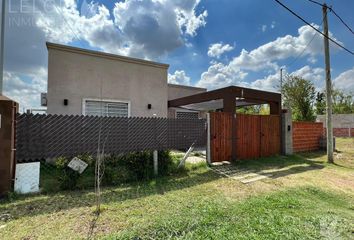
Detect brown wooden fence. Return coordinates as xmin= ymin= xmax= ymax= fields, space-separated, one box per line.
xmin=210 ymin=113 xmax=281 ymax=162
xmin=210 ymin=112 xmax=232 ymax=162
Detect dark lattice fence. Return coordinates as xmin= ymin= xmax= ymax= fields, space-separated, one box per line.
xmin=16 ymin=114 xmax=207 ymax=162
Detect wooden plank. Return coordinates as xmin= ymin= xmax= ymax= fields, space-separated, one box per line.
xmin=236 ymin=114 xmax=261 ymax=160
xmin=210 ymin=112 xmax=232 ymax=162
xmin=260 ymin=115 xmax=281 ymax=157
xmin=212 ymin=113 xmax=280 ymax=162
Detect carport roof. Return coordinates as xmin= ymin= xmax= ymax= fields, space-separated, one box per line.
xmin=168 ymin=86 xmax=281 ymax=112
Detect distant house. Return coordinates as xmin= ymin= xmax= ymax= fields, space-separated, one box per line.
xmin=44 ymin=42 xmax=206 ymax=118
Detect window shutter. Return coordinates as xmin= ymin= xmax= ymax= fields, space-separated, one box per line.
xmin=85 ymin=100 xmax=129 ymax=117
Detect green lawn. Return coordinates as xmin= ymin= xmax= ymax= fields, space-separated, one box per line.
xmin=0 ymin=138 xmax=353 ymax=239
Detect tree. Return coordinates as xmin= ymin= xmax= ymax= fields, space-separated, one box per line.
xmin=282 ymin=75 xmax=316 ymax=121
xmin=315 ymin=92 xmax=326 ymax=115
xmin=315 ymin=89 xmax=353 ymax=115
xmin=332 ymin=89 xmax=354 ymax=114
xmin=236 ymin=104 xmax=270 ymax=115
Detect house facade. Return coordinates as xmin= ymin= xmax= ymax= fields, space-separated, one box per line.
xmin=45 ymin=43 xmax=206 ymax=118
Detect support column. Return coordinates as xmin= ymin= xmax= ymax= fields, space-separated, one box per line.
xmin=269 ymin=101 xmax=281 ymax=115
xmin=0 ymin=96 xmax=18 ymax=196
xmin=281 ymin=109 xmax=293 ymax=155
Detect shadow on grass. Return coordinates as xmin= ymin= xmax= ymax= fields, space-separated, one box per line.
xmin=265 ymin=164 xmax=324 ymax=179
xmin=211 ymin=153 xmax=326 ymax=180
xmin=0 ymin=169 xmax=221 ymax=220
xmin=0 ymin=153 xmax=328 ymax=221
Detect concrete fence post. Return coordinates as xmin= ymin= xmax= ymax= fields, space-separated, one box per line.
xmin=281 ymin=109 xmax=293 ymax=155
xmin=153 ymin=150 xmax=158 ymax=176
xmin=0 ymin=96 xmax=18 ymax=196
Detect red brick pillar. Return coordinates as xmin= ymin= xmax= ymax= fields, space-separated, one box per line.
xmin=0 ymin=96 xmax=18 ymax=196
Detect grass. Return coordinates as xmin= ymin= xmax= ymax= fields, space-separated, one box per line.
xmin=0 ymin=138 xmax=353 ymax=239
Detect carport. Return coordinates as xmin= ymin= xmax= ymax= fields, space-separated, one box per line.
xmin=168 ymin=86 xmax=282 ymax=162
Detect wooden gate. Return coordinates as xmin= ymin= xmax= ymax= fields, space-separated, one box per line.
xmin=210 ymin=112 xmax=232 ymax=162
xmin=235 ymin=114 xmax=261 ymax=159
xmin=210 ymin=113 xmax=281 ymax=162
xmin=236 ymin=114 xmax=281 ymax=159
xmin=260 ymin=115 xmax=281 ymax=157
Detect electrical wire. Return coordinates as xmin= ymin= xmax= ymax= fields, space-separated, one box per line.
xmin=305 ymin=0 xmax=354 ymax=36
xmin=329 ymin=8 xmax=354 ymax=35
xmin=274 ymin=0 xmax=354 ymax=55
xmin=306 ymin=0 xmax=323 ymax=7
xmin=53 ymin=4 xmax=82 ymax=41
xmin=286 ymin=20 xmax=322 ymax=68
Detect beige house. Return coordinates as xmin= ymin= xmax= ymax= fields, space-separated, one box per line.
xmin=45 ymin=42 xmax=206 ymax=118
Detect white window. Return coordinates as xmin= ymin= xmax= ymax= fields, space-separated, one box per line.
xmin=83 ymin=99 xmax=130 ymax=117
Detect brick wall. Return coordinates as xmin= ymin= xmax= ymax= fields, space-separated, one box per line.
xmin=323 ymin=128 xmax=353 ymax=137
xmin=293 ymin=122 xmax=324 ymax=152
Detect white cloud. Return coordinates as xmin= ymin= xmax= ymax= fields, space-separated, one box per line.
xmin=261 ymin=21 xmax=275 ymax=32
xmin=4 ymin=0 xmax=207 ymax=109
xmin=333 ymin=67 xmax=354 ymax=93
xmin=249 ymin=65 xmax=325 ymax=92
xmin=3 ymin=69 xmax=47 ymax=111
xmin=168 ymin=70 xmax=191 ymax=86
xmin=230 ymin=24 xmax=341 ymax=71
xmin=196 ymin=62 xmax=248 ymax=89
xmin=12 ymin=0 xmax=208 ymax=61
xmin=112 ymin=0 xmax=207 ymax=57
xmin=250 ymin=72 xmax=281 ymax=92
xmin=175 ymin=1 xmax=208 ymax=36
xmin=207 ymin=43 xmax=234 ymax=58
xmin=196 ymin=24 xmax=343 ymax=90
xmin=291 ymin=65 xmax=324 ymax=83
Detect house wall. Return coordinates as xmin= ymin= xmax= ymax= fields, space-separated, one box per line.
xmin=47 ymin=43 xmax=169 ymax=117
xmin=317 ymin=114 xmax=354 ymax=128
xmin=323 ymin=128 xmax=354 ymax=137
xmin=167 ymin=84 xmax=206 ymax=100
xmin=317 ymin=114 xmax=354 ymax=137
xmin=167 ymin=84 xmax=207 ymax=118
xmin=293 ymin=122 xmax=324 ymax=152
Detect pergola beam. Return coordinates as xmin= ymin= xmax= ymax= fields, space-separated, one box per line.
xmin=168 ymin=86 xmax=281 ymax=114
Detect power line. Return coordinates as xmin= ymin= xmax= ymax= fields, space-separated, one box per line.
xmin=305 ymin=0 xmax=354 ymax=36
xmin=306 ymin=0 xmax=323 ymax=7
xmin=274 ymin=0 xmax=354 ymax=55
xmin=287 ymin=18 xmax=323 ymax=68
xmin=53 ymin=4 xmax=82 ymax=41
xmin=329 ymin=8 xmax=354 ymax=36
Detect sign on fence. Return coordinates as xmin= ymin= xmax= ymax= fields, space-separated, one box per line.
xmin=68 ymin=157 xmax=88 ymax=174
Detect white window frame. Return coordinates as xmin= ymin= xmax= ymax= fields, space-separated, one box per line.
xmin=82 ymin=98 xmax=131 ymax=117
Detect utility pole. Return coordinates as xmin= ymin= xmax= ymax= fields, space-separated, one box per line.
xmin=0 ymin=0 xmax=5 ymax=95
xmin=280 ymin=68 xmax=283 ymax=107
xmin=322 ymin=3 xmax=333 ymax=163
xmin=280 ymin=68 xmax=283 ymax=91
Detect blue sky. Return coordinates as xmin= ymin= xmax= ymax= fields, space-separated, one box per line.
xmin=2 ymin=0 xmax=354 ymax=110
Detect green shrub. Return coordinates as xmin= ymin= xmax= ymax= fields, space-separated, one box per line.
xmin=52 ymin=151 xmax=175 ymax=190
xmin=55 ymin=157 xmax=82 ymax=190
xmin=102 ymin=150 xmax=175 ymax=185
